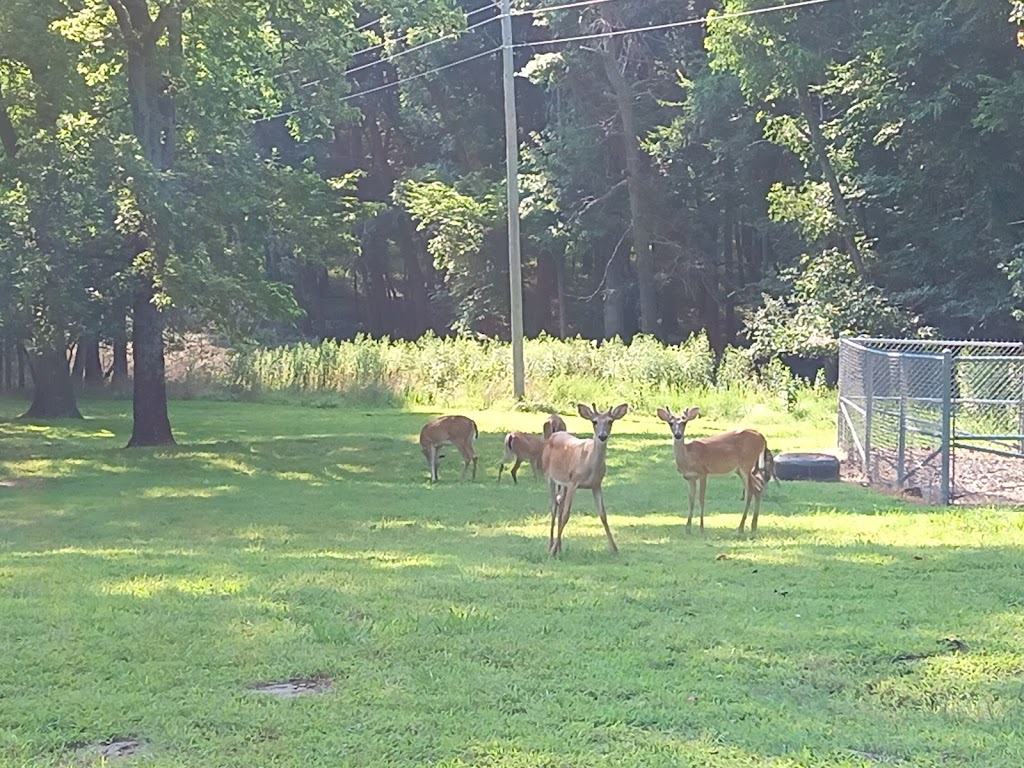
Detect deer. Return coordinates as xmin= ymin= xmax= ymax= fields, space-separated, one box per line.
xmin=543 ymin=413 xmax=567 ymax=439
xmin=419 ymin=415 xmax=478 ymax=484
xmin=498 ymin=431 xmax=545 ymax=483
xmin=542 ymin=403 xmax=629 ymax=555
xmin=656 ymin=406 xmax=771 ymax=535
xmin=499 ymin=413 xmax=569 ymax=484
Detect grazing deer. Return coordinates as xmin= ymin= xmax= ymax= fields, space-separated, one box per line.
xmin=656 ymin=406 xmax=771 ymax=535
xmin=542 ymin=403 xmax=629 ymax=555
xmin=419 ymin=415 xmax=478 ymax=484
xmin=498 ymin=431 xmax=545 ymax=483
xmin=543 ymin=413 xmax=567 ymax=439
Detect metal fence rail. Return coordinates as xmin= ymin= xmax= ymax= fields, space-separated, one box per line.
xmin=838 ymin=337 xmax=1024 ymax=505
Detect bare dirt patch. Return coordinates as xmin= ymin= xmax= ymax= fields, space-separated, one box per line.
xmin=248 ymin=676 xmax=333 ymax=698
xmin=842 ymin=447 xmax=1024 ymax=506
xmin=71 ymin=738 xmax=149 ymax=763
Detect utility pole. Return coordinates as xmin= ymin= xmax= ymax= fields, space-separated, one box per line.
xmin=500 ymin=0 xmax=525 ymax=399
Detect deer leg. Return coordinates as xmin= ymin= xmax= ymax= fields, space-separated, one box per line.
xmin=510 ymin=457 xmax=523 ymax=484
xmin=471 ymin=454 xmax=477 ymax=481
xmin=698 ymin=475 xmax=707 ymax=532
xmin=685 ymin=478 xmax=697 ymax=532
xmin=552 ymin=483 xmax=577 ymax=555
xmin=548 ymin=480 xmax=561 ymax=553
xmin=429 ymin=445 xmax=440 ymax=483
xmin=592 ymin=487 xmax=618 ymax=554
xmin=738 ymin=471 xmax=754 ymax=534
xmin=750 ymin=477 xmax=763 ymax=535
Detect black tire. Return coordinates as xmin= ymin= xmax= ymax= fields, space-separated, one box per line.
xmin=773 ymin=452 xmax=840 ymax=482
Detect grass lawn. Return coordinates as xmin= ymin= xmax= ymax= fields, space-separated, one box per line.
xmin=1 ymin=396 xmax=1023 ymax=767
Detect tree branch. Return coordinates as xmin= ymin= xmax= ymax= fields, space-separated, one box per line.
xmin=144 ymin=1 xmax=187 ymax=49
xmin=107 ymin=0 xmax=139 ymax=47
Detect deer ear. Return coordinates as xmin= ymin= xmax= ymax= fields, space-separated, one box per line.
xmin=610 ymin=403 xmax=629 ymax=420
xmin=656 ymin=407 xmax=672 ymax=422
xmin=577 ymin=403 xmax=595 ymax=420
xmin=683 ymin=406 xmax=701 ymax=421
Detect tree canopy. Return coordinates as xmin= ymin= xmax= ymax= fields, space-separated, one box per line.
xmin=1 ymin=0 xmax=1022 ymax=431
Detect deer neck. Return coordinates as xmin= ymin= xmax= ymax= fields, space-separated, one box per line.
xmin=585 ymin=434 xmax=609 ymax=472
xmin=673 ymin=430 xmax=695 ymax=471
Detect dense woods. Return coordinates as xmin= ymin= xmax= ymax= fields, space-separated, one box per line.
xmin=1 ymin=0 xmax=1023 ymax=437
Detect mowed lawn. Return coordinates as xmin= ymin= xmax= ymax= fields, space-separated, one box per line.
xmin=1 ymin=397 xmax=1023 ymax=768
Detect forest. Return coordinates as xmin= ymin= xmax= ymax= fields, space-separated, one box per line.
xmin=1 ymin=0 xmax=1023 ymax=440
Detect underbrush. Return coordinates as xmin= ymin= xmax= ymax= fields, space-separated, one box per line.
xmin=225 ymin=332 xmax=832 ymax=413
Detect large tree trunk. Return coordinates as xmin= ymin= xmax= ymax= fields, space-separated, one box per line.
xmin=110 ymin=0 xmax=181 ymax=447
xmin=600 ymin=37 xmax=658 ymax=336
xmin=796 ymin=85 xmax=865 ymax=277
xmin=128 ymin=286 xmax=174 ymax=446
xmin=22 ymin=346 xmax=82 ymax=419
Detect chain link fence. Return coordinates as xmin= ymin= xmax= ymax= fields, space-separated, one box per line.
xmin=838 ymin=337 xmax=1024 ymax=505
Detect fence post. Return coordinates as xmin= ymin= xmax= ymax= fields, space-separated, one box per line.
xmin=897 ymin=354 xmax=906 ymax=487
xmin=863 ymin=347 xmax=874 ymax=481
xmin=940 ymin=349 xmax=954 ymax=505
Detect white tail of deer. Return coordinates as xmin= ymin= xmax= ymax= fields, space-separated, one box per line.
xmin=419 ymin=415 xmax=478 ymax=483
xmin=656 ymin=406 xmax=771 ymax=535
xmin=498 ymin=431 xmax=545 ymax=483
xmin=543 ymin=413 xmax=567 ymax=439
xmin=541 ymin=402 xmax=628 ymax=555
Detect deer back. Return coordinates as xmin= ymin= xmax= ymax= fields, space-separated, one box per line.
xmin=543 ymin=413 xmax=568 ymax=439
xmin=508 ymin=431 xmax=545 ymax=460
xmin=420 ymin=415 xmax=477 ymax=449
xmin=678 ymin=429 xmax=766 ymax=477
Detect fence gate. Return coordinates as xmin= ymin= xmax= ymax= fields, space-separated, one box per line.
xmin=838 ymin=337 xmax=1024 ymax=505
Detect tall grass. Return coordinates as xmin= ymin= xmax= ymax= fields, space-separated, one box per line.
xmin=226 ymin=332 xmax=829 ymax=413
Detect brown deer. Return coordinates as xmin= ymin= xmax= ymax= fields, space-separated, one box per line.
xmin=542 ymin=403 xmax=629 ymax=555
xmin=419 ymin=415 xmax=478 ymax=483
xmin=498 ymin=431 xmax=545 ymax=483
xmin=543 ymin=413 xmax=567 ymax=439
xmin=656 ymin=406 xmax=771 ymax=535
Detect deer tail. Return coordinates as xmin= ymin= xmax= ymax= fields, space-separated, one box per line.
xmin=502 ymin=432 xmax=516 ymax=462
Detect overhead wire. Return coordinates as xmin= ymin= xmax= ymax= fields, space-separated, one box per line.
xmin=511 ymin=0 xmax=844 ymax=49
xmin=251 ymin=0 xmax=844 ymax=123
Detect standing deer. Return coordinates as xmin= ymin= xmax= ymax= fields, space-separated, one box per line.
xmin=498 ymin=431 xmax=545 ymax=483
xmin=656 ymin=406 xmax=771 ymax=535
xmin=419 ymin=415 xmax=478 ymax=484
xmin=543 ymin=413 xmax=567 ymax=439
xmin=542 ymin=403 xmax=629 ymax=555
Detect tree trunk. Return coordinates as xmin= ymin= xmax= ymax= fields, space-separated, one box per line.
xmin=796 ymin=85 xmax=865 ymax=277
xmin=82 ymin=334 xmax=104 ymax=385
xmin=22 ymin=346 xmax=83 ymax=419
xmin=398 ymin=218 xmax=430 ymax=338
xmin=128 ymin=285 xmax=174 ymax=446
xmin=555 ymin=257 xmax=568 ymax=339
xmin=603 ymin=248 xmax=626 ymax=340
xmin=110 ymin=0 xmax=181 ymax=446
xmin=71 ymin=340 xmax=86 ymax=381
xmin=111 ymin=319 xmax=130 ymax=391
xmin=600 ymin=37 xmax=658 ymax=336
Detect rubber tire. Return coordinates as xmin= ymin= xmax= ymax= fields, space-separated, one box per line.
xmin=773 ymin=452 xmax=840 ymax=482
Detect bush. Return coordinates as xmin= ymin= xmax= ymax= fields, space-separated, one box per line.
xmin=224 ymin=332 xmax=828 ymax=410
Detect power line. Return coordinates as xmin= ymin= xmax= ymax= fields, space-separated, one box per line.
xmin=514 ymin=0 xmax=619 ymax=17
xmin=269 ymin=3 xmax=501 ymax=84
xmin=512 ymin=0 xmax=844 ymax=49
xmin=252 ymin=46 xmax=501 ymax=123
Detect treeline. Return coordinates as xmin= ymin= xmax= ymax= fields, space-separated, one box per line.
xmin=1 ymin=1 xmax=1022 ymax=438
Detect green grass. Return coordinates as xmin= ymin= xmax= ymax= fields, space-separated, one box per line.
xmin=1 ymin=396 xmax=1023 ymax=767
